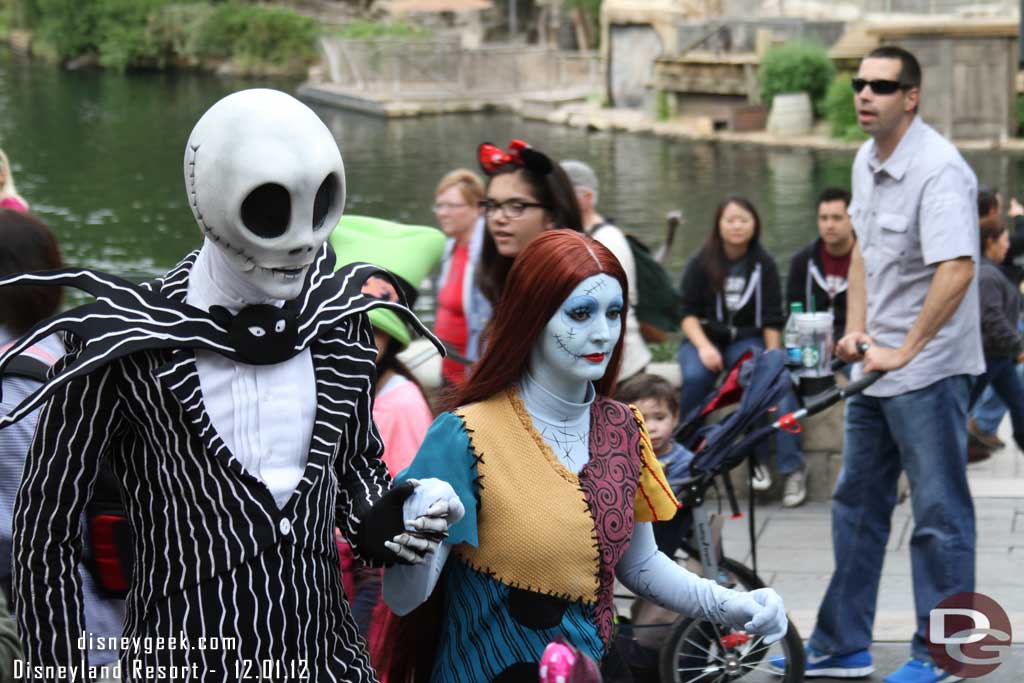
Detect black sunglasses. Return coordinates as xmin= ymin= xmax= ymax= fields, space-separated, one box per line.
xmin=851 ymin=78 xmax=909 ymax=95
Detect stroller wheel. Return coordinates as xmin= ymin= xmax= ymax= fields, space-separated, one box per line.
xmin=657 ymin=616 xmax=803 ymax=683
xmin=657 ymin=558 xmax=804 ymax=683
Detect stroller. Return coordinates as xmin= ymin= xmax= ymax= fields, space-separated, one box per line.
xmin=613 ymin=348 xmax=881 ymax=683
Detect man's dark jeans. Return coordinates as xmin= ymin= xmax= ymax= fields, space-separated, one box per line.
xmin=809 ymin=375 xmax=975 ymax=662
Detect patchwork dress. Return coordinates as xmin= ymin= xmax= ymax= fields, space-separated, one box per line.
xmin=398 ymin=388 xmax=678 ymax=683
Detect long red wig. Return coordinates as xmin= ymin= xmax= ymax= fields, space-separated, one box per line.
xmin=383 ymin=230 xmax=629 ymax=682
xmin=452 ymin=229 xmax=629 ymax=409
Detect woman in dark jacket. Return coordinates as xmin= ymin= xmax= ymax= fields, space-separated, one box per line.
xmin=970 ymin=217 xmax=1024 ymax=451
xmin=676 ymin=196 xmax=804 ymax=499
xmin=677 ymin=197 xmax=784 ymax=406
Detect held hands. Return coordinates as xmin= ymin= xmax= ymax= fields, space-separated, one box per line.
xmin=384 ymin=478 xmax=464 ymax=565
xmin=717 ymin=588 xmax=788 ymax=644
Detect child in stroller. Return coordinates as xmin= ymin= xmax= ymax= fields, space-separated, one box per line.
xmin=610 ymin=346 xmax=880 ymax=683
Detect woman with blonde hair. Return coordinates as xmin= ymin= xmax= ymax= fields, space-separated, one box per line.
xmin=0 ymin=150 xmax=28 ymax=213
xmin=433 ymin=168 xmax=487 ymax=385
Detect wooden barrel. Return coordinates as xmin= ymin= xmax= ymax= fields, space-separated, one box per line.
xmin=767 ymin=92 xmax=813 ymax=137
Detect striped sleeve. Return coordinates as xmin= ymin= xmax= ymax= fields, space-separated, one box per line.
xmin=13 ymin=360 xmax=123 ymax=680
xmin=333 ymin=320 xmax=393 ymax=563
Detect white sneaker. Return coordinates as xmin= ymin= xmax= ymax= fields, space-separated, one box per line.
xmin=783 ymin=469 xmax=807 ymax=507
xmin=751 ymin=463 xmax=772 ymax=491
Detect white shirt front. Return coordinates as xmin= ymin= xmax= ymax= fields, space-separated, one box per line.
xmin=186 ymin=241 xmax=316 ymax=509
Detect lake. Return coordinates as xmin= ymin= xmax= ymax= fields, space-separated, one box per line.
xmin=3 ymin=46 xmax=1023 ymax=299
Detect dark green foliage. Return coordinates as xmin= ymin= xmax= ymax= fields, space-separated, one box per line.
xmin=33 ymin=0 xmax=100 ymax=59
xmin=6 ymin=0 xmax=41 ymax=31
xmin=759 ymin=41 xmax=835 ymax=116
xmin=334 ymin=19 xmax=431 ymax=40
xmin=95 ymin=0 xmax=198 ymax=70
xmin=198 ymin=3 xmax=318 ymax=67
xmin=822 ymin=73 xmax=868 ymax=141
xmin=1016 ymin=93 xmax=1024 ymax=136
xmin=11 ymin=0 xmax=319 ymax=73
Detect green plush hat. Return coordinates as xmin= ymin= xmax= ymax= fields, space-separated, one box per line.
xmin=330 ymin=214 xmax=446 ymax=348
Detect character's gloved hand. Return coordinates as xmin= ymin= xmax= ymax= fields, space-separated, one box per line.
xmin=717 ymin=587 xmax=788 ymax=644
xmin=383 ymin=478 xmax=464 ymax=565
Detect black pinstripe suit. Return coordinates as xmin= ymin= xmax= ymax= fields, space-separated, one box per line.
xmin=13 ymin=254 xmax=391 ymax=682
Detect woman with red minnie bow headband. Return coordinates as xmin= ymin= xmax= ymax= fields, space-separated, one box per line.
xmin=474 ymin=140 xmax=583 ymax=307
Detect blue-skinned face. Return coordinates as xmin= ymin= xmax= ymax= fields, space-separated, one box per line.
xmin=529 ymin=274 xmax=623 ymax=401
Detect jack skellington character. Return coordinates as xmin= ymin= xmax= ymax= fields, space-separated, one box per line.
xmin=3 ymin=89 xmax=461 ymax=682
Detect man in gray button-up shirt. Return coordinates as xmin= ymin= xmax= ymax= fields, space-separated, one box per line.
xmin=774 ymin=46 xmax=981 ymax=683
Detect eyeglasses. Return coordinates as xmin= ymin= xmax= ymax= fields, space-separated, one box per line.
xmin=432 ymin=202 xmax=469 ymax=212
xmin=851 ymin=78 xmax=909 ymax=95
xmin=479 ymin=199 xmax=547 ymax=219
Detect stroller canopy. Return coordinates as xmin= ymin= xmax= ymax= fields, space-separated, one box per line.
xmin=677 ymin=349 xmax=791 ymax=478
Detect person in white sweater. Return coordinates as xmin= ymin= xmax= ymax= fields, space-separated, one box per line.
xmin=561 ymin=159 xmax=651 ymax=381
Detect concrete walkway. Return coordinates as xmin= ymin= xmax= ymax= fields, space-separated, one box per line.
xmin=714 ymin=417 xmax=1024 ymax=681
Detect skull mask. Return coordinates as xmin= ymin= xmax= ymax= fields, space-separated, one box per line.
xmin=185 ymin=88 xmax=346 ymax=300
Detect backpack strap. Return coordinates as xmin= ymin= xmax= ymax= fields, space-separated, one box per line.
xmin=2 ymin=355 xmax=51 ymax=383
xmin=0 ymin=342 xmax=58 ymax=382
xmin=1 ymin=342 xmax=132 ymax=597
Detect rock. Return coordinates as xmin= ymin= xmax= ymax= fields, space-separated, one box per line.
xmin=65 ymin=52 xmax=100 ymax=71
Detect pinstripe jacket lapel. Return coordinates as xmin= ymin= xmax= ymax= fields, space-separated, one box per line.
xmin=149 ymin=254 xmax=368 ymax=514
xmin=13 ymin=250 xmax=397 ymax=682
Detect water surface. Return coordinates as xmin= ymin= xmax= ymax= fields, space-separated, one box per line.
xmin=3 ymin=47 xmax=1021 ymax=295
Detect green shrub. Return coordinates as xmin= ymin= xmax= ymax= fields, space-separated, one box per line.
xmin=334 ymin=19 xmax=431 ymax=40
xmin=1016 ymin=93 xmax=1024 ymax=137
xmin=147 ymin=3 xmax=215 ymax=65
xmin=17 ymin=0 xmax=318 ymax=72
xmin=197 ymin=3 xmax=318 ymax=69
xmin=33 ymin=0 xmax=100 ymax=59
xmin=649 ymin=337 xmax=681 ymax=364
xmin=232 ymin=5 xmax=318 ymax=68
xmin=655 ymin=89 xmax=670 ymax=121
xmin=94 ymin=0 xmax=199 ymax=71
xmin=822 ymin=73 xmax=868 ymax=141
xmin=759 ymin=41 xmax=835 ymax=116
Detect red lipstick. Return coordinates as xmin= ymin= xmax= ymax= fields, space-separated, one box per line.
xmin=583 ymin=353 xmax=606 ymax=363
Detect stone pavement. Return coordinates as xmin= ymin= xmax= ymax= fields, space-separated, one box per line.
xmin=712 ymin=418 xmax=1024 ymax=681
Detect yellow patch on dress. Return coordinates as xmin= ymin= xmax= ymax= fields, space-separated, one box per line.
xmin=630 ymin=406 xmax=682 ymax=522
xmin=454 ymin=389 xmax=601 ymax=604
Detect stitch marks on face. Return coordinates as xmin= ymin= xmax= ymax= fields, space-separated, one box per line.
xmin=553 ymin=332 xmax=583 ymax=361
xmin=582 ymin=278 xmax=606 ymax=297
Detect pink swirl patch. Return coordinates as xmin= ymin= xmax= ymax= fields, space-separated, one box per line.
xmin=578 ymin=397 xmax=641 ymax=644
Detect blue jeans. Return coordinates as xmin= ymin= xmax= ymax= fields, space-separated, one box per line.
xmin=809 ymin=375 xmax=975 ymax=662
xmin=971 ymin=362 xmax=1024 ymax=434
xmin=972 ymin=321 xmax=1024 ymax=433
xmin=969 ymin=356 xmax=1024 ymax=450
xmin=677 ymin=338 xmax=804 ymax=475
